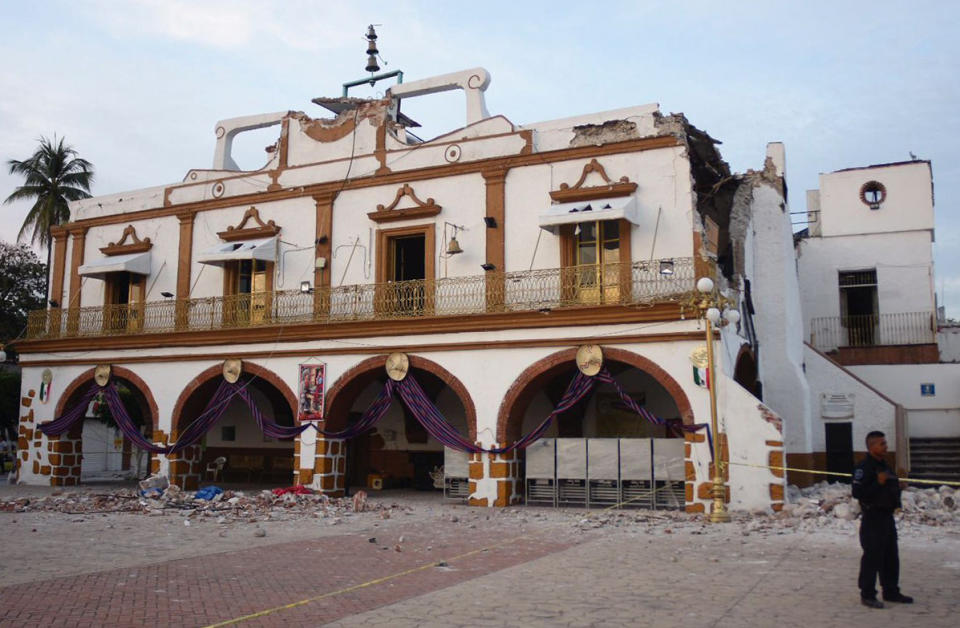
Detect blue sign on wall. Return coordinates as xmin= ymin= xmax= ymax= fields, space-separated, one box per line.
xmin=920 ymin=383 xmax=935 ymax=397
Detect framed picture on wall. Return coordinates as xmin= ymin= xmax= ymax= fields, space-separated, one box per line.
xmin=298 ymin=363 xmax=325 ymax=421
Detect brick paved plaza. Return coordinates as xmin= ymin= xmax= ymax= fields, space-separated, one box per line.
xmin=1 ymin=487 xmax=958 ymax=627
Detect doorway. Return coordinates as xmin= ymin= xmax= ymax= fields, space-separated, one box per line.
xmin=825 ymin=422 xmax=854 ymax=483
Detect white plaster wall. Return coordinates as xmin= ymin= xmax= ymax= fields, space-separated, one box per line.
xmin=329 ymin=173 xmax=485 ymax=286
xmin=847 ymin=363 xmax=960 ymax=438
xmin=744 ymin=180 xmax=813 ymax=453
xmin=718 ymin=375 xmax=784 ymax=511
xmin=797 ymin=231 xmax=935 ymax=337
xmin=71 ymin=185 xmax=170 ymax=221
xmin=189 ymin=197 xmax=316 ymax=298
xmin=816 ymin=161 xmax=934 ymax=238
xmin=802 ymin=345 xmax=898 ymax=453
xmin=937 ymin=326 xmax=960 ymax=362
xmin=77 ymin=217 xmax=181 ymax=307
xmin=503 ymin=146 xmax=694 ymax=273
xmin=522 ymin=104 xmax=661 ymax=152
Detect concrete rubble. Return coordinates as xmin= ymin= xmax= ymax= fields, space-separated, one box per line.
xmin=1 ymin=481 xmax=956 ymax=537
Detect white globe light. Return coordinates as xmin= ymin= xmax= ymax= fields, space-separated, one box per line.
xmin=696 ymin=277 xmax=714 ymax=294
xmin=706 ymin=307 xmax=721 ymax=324
xmin=724 ymin=309 xmax=741 ymax=325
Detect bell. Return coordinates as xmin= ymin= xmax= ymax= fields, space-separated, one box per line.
xmin=366 ymin=54 xmax=380 ymax=74
xmin=446 ymin=236 xmax=463 ymax=256
xmin=366 ymin=42 xmax=379 ymax=56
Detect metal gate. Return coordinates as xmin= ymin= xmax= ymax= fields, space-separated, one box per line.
xmin=524 ymin=438 xmax=685 ymax=510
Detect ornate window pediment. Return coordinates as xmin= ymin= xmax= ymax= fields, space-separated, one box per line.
xmin=367 ymin=184 xmax=442 ymax=223
xmin=550 ymin=158 xmax=638 ymax=203
xmin=99 ymin=225 xmax=153 ymax=256
xmin=217 ymin=206 xmax=281 ymax=241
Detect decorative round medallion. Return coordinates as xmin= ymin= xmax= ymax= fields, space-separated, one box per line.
xmin=215 ymin=126 xmax=226 ymax=139
xmin=189 ymin=171 xmax=198 ymax=181
xmin=385 ymin=352 xmax=410 ymax=381
xmin=222 ymin=358 xmax=242 ymax=384
xmin=212 ymin=181 xmax=225 ymax=198
xmin=689 ymin=344 xmax=709 ymax=369
xmin=576 ymin=345 xmax=603 ymax=376
xmin=444 ymin=144 xmax=462 ymax=163
xmin=94 ymin=364 xmax=111 ymax=387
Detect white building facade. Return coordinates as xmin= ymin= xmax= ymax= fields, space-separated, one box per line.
xmin=14 ymin=68 xmax=786 ymax=512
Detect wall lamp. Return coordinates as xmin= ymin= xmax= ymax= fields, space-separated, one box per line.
xmin=300 ymin=281 xmax=313 ymax=294
xmin=481 ymin=263 xmax=496 ymax=271
xmin=160 ymin=291 xmax=174 ymax=298
xmin=483 ymin=216 xmax=498 ymax=228
xmin=49 ymin=300 xmax=60 ymax=308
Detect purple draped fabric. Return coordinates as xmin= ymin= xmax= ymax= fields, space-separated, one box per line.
xmin=236 ymin=383 xmax=313 ymax=440
xmin=37 ymin=381 xmax=102 ymax=436
xmin=313 ymin=379 xmax=397 ymax=439
xmin=394 ymin=377 xmax=482 ymax=453
xmin=594 ymin=368 xmax=713 ymax=457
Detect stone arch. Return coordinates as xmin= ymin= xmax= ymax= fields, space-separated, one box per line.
xmin=170 ymin=361 xmax=298 ymax=433
xmin=56 ymin=366 xmax=159 ymax=429
xmin=496 ymin=346 xmax=694 ymax=444
xmin=325 ymin=354 xmax=477 ymax=442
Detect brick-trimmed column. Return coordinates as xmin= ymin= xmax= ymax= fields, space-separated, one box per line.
xmin=167 ymin=444 xmax=203 ymax=490
xmin=482 ymin=167 xmax=508 ymax=311
xmin=467 ymin=448 xmax=521 ymax=507
xmin=47 ymin=429 xmax=83 ymax=486
xmin=767 ymin=439 xmax=786 ymax=511
xmin=66 ymin=226 xmax=88 ymax=334
xmin=312 ymin=437 xmax=345 ymax=497
xmin=175 ymin=210 xmax=195 ymax=329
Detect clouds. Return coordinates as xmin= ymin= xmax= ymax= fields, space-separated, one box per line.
xmin=1 ymin=2 xmax=958 ymax=312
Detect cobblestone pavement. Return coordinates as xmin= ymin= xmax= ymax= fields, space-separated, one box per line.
xmin=0 ymin=520 xmax=574 ymax=627
xmin=2 ymin=487 xmax=958 ymax=627
xmin=326 ymin=526 xmax=960 ymax=628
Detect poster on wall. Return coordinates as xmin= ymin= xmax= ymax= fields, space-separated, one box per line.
xmin=298 ymin=363 xmax=325 ymax=421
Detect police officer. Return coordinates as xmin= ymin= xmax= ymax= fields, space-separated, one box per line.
xmin=852 ymin=430 xmax=913 ymax=608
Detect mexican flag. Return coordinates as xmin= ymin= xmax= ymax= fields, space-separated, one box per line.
xmin=693 ymin=366 xmax=709 ymax=388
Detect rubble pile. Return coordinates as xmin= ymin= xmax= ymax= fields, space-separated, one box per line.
xmin=0 ymin=485 xmax=404 ymax=524
xmin=775 ymin=481 xmax=960 ymax=530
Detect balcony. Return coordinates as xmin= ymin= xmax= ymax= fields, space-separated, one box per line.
xmin=26 ymin=258 xmax=695 ymax=341
xmin=809 ymin=312 xmax=938 ymax=364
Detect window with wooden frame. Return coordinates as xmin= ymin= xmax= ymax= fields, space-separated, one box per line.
xmin=223 ymin=258 xmax=274 ymax=325
xmin=104 ymin=271 xmax=146 ymax=332
xmin=559 ymin=219 xmax=632 ymax=304
xmin=375 ymin=224 xmax=436 ymax=315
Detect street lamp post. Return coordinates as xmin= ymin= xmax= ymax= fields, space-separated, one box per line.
xmin=695 ymin=276 xmax=739 ymax=523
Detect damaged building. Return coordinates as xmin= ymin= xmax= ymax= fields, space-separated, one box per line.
xmin=14 ymin=62 xmax=914 ymax=513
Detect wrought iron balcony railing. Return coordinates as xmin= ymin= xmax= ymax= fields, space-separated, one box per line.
xmin=809 ymin=312 xmax=936 ymax=351
xmin=25 ymin=258 xmax=695 ymax=340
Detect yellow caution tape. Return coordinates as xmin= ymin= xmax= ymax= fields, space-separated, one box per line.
xmin=724 ymin=460 xmax=960 ymax=488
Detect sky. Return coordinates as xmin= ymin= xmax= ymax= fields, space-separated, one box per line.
xmin=2 ymin=1 xmax=958 ymax=312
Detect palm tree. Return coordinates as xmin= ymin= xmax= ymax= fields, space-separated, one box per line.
xmin=3 ymin=136 xmax=94 ymax=249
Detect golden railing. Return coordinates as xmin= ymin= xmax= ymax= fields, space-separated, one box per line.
xmin=25 ymin=258 xmax=695 ymax=339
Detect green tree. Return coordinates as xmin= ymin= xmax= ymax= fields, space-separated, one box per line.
xmin=0 ymin=241 xmax=46 ymax=343
xmin=3 ymin=135 xmax=94 ymax=249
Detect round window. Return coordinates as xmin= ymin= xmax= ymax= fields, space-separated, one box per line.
xmin=859 ymin=181 xmax=886 ymax=209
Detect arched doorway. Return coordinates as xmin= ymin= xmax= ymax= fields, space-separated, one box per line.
xmin=53 ymin=367 xmax=158 ymax=485
xmin=324 ymin=355 xmax=476 ymax=498
xmin=733 ymin=346 xmax=760 ymax=399
xmin=498 ymin=347 xmax=692 ymax=509
xmin=171 ymin=363 xmax=297 ymax=489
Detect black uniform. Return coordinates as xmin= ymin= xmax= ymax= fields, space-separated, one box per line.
xmin=852 ymin=455 xmax=902 ymax=600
